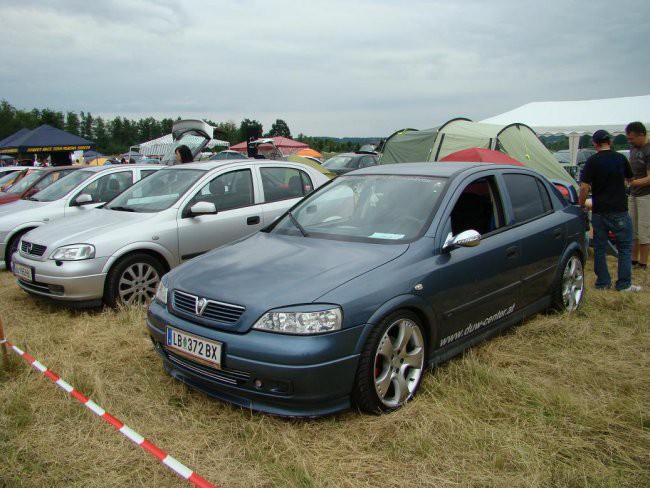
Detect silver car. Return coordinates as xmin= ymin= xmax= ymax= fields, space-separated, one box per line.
xmin=1 ymin=164 xmax=160 ymax=270
xmin=12 ymin=159 xmax=330 ymax=307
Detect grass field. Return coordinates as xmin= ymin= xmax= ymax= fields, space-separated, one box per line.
xmin=0 ymin=262 xmax=648 ymax=487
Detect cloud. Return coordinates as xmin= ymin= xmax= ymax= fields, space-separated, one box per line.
xmin=1 ymin=0 xmax=649 ymax=137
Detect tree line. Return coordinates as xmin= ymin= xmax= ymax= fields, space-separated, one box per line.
xmin=0 ymin=100 xmax=363 ymax=155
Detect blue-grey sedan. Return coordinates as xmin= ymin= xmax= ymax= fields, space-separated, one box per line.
xmin=147 ymin=162 xmax=588 ymax=416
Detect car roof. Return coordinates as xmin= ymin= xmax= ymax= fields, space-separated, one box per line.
xmin=160 ymin=159 xmax=313 ymax=171
xmin=348 ymin=161 xmax=528 ymax=178
xmin=76 ymin=164 xmax=162 ymax=173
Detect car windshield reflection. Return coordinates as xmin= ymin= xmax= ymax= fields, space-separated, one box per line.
xmin=106 ymin=168 xmax=206 ymax=212
xmin=272 ymin=174 xmax=446 ymax=242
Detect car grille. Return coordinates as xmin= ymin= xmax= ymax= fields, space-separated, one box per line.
xmin=162 ymin=347 xmax=250 ymax=386
xmin=172 ymin=290 xmax=245 ymax=324
xmin=17 ymin=278 xmax=62 ymax=296
xmin=21 ymin=240 xmax=47 ymax=257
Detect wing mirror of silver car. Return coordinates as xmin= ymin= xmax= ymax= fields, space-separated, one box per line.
xmin=189 ymin=201 xmax=217 ymax=216
xmin=74 ymin=193 xmax=93 ymax=205
xmin=442 ymin=229 xmax=481 ymax=252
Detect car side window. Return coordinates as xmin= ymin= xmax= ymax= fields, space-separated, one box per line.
xmin=503 ymin=173 xmax=552 ymax=224
xmin=140 ymin=169 xmax=157 ymax=179
xmin=359 ymin=156 xmax=377 ymax=168
xmin=260 ymin=167 xmax=314 ymax=202
xmin=187 ymin=169 xmax=254 ymax=211
xmin=73 ymin=171 xmax=133 ymax=203
xmin=450 ymin=176 xmax=504 ymax=235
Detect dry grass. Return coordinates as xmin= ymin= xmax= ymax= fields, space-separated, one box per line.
xmin=0 ymin=261 xmax=648 ymax=488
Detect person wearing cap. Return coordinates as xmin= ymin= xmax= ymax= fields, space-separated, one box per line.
xmin=625 ymin=121 xmax=650 ymax=272
xmin=579 ymin=129 xmax=641 ymax=292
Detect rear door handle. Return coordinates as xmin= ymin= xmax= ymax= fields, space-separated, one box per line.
xmin=247 ymin=216 xmax=261 ymax=225
xmin=506 ymin=246 xmax=518 ymax=259
xmin=553 ymin=228 xmax=563 ymax=239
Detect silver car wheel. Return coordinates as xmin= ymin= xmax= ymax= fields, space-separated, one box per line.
xmin=118 ymin=262 xmax=161 ymax=305
xmin=561 ymin=255 xmax=584 ymax=311
xmin=373 ymin=318 xmax=425 ymax=408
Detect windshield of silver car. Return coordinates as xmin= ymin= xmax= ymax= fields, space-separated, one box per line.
xmin=271 ymin=174 xmax=446 ymax=242
xmin=31 ymin=170 xmax=96 ymax=202
xmin=105 ymin=168 xmax=206 ymax=212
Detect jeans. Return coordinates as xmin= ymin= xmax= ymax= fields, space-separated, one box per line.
xmin=591 ymin=212 xmax=633 ymax=290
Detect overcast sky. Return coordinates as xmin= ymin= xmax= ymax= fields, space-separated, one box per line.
xmin=1 ymin=0 xmax=649 ymax=138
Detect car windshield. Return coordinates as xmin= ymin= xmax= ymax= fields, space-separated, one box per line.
xmin=322 ymin=156 xmax=356 ymax=170
xmin=106 ymin=168 xmax=206 ymax=212
xmin=31 ymin=170 xmax=96 ymax=202
xmin=271 ymin=174 xmax=446 ymax=242
xmin=6 ymin=169 xmax=45 ymax=194
xmin=0 ymin=170 xmax=22 ymax=189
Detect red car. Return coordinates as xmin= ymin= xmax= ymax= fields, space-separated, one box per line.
xmin=0 ymin=166 xmax=81 ymax=205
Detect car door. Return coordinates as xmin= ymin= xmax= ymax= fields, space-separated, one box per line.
xmin=257 ymin=165 xmax=316 ymax=223
xmin=176 ymin=167 xmax=263 ymax=261
xmin=64 ymin=169 xmax=135 ymax=216
xmin=501 ymin=172 xmax=567 ymax=305
xmin=429 ymin=174 xmax=521 ymax=348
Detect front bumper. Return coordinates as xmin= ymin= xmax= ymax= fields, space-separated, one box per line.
xmin=12 ymin=252 xmax=109 ymax=304
xmin=147 ymin=300 xmax=369 ymax=417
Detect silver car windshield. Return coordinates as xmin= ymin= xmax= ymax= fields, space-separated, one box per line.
xmin=106 ymin=168 xmax=206 ymax=212
xmin=5 ymin=169 xmax=45 ymax=194
xmin=272 ymin=174 xmax=446 ymax=242
xmin=31 ymin=170 xmax=95 ymax=202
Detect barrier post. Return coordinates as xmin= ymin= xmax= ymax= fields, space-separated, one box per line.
xmin=0 ymin=316 xmax=8 ymax=368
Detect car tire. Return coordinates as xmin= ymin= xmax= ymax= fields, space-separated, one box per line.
xmin=5 ymin=229 xmax=30 ymax=270
xmin=352 ymin=310 xmax=426 ymax=413
xmin=104 ymin=253 xmax=164 ymax=307
xmin=551 ymin=252 xmax=584 ymax=312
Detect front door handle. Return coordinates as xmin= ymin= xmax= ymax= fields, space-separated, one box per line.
xmin=506 ymin=246 xmax=518 ymax=259
xmin=247 ymin=216 xmax=261 ymax=225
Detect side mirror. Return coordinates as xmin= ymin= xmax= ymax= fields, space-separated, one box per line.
xmin=189 ymin=201 xmax=217 ymax=216
xmin=74 ymin=193 xmax=93 ymax=205
xmin=442 ymin=229 xmax=481 ymax=252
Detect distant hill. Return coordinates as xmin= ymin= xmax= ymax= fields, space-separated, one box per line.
xmin=312 ymin=136 xmax=384 ymax=144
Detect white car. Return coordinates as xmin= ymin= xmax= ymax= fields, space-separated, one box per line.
xmin=0 ymin=164 xmax=160 ymax=270
xmin=12 ymin=159 xmax=330 ymax=307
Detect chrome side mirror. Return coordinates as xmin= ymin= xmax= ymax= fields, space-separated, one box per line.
xmin=442 ymin=229 xmax=481 ymax=252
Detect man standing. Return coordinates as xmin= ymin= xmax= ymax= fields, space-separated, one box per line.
xmin=579 ymin=129 xmax=640 ymax=292
xmin=625 ymin=121 xmax=650 ymax=271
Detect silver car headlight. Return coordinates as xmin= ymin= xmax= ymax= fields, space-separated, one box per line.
xmin=253 ymin=306 xmax=342 ymax=335
xmin=50 ymin=244 xmax=95 ymax=261
xmin=154 ymin=278 xmax=168 ymax=305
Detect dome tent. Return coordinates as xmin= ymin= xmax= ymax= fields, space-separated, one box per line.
xmin=379 ymin=118 xmax=575 ymax=186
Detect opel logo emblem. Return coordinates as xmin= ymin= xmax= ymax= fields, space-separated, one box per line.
xmin=195 ymin=297 xmax=208 ymax=316
xmin=25 ymin=242 xmax=32 ymax=253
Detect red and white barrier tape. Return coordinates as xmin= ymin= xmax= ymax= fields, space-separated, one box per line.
xmin=0 ymin=338 xmax=217 ymax=488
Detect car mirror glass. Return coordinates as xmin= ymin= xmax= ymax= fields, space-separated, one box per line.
xmin=442 ymin=229 xmax=481 ymax=252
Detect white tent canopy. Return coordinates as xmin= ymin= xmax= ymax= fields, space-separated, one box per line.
xmin=137 ymin=133 xmax=229 ymax=157
xmin=481 ymin=95 xmax=650 ymax=166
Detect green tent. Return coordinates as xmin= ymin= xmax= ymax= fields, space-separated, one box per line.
xmin=380 ymin=118 xmax=576 ymax=186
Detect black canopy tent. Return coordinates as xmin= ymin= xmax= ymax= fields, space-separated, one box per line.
xmin=0 ymin=124 xmax=95 ymax=166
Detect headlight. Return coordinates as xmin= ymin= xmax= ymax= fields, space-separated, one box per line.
xmin=253 ymin=306 xmax=342 ymax=335
xmin=154 ymin=278 xmax=168 ymax=305
xmin=50 ymin=244 xmax=95 ymax=261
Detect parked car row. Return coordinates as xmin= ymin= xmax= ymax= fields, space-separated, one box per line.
xmin=4 ymin=120 xmax=588 ymax=417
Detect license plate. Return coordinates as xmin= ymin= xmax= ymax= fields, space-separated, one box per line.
xmin=13 ymin=262 xmax=34 ymax=282
xmin=166 ymin=327 xmax=222 ymax=369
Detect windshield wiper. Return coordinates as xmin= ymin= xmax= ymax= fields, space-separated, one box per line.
xmin=108 ymin=206 xmax=135 ymax=212
xmin=287 ymin=211 xmax=309 ymax=237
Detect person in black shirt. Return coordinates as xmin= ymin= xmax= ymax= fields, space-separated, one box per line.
xmin=579 ymin=130 xmax=640 ymax=292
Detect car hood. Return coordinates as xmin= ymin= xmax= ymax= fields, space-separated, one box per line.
xmin=0 ymin=199 xmax=53 ymax=231
xmin=168 ymin=232 xmax=409 ymax=331
xmin=22 ymin=208 xmax=158 ymax=248
xmin=0 ymin=193 xmax=20 ymax=205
